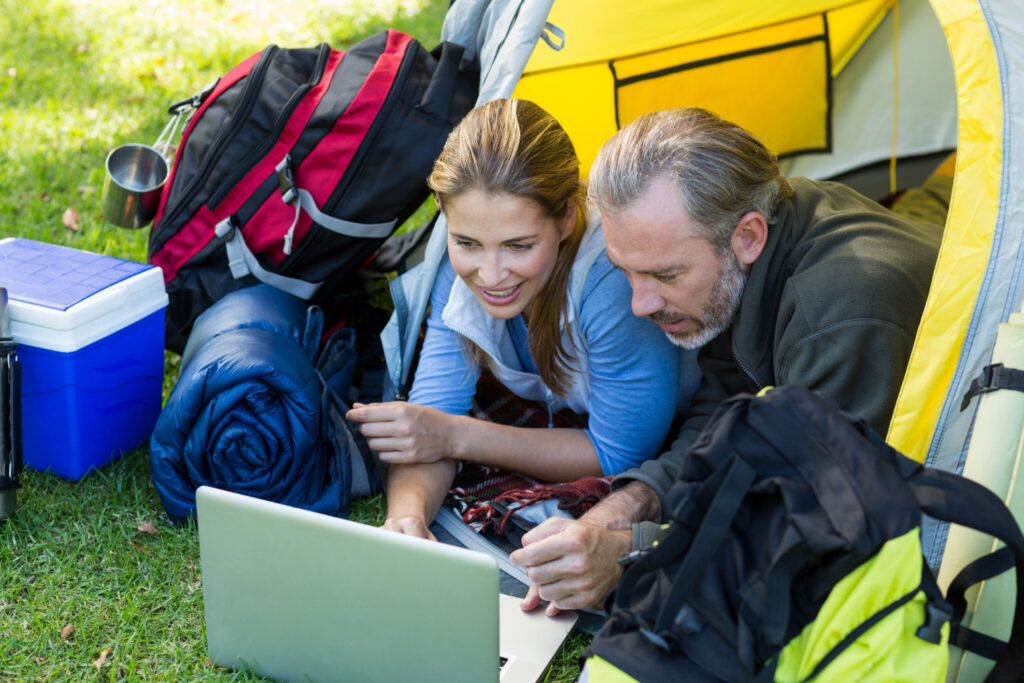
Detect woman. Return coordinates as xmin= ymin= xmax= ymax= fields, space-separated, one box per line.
xmin=347 ymin=98 xmax=697 ymax=539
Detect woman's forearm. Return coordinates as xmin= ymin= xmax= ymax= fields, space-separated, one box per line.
xmin=445 ymin=414 xmax=603 ymax=481
xmin=386 ymin=460 xmax=457 ymax=525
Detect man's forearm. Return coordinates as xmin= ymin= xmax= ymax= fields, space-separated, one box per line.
xmin=579 ymin=480 xmax=662 ymax=528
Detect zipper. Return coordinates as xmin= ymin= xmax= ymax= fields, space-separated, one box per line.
xmin=732 ymin=347 xmax=763 ymax=389
xmin=155 ymin=45 xmax=280 ymax=242
xmin=282 ymin=37 xmax=420 ymax=268
xmin=207 ymin=44 xmax=331 ymax=210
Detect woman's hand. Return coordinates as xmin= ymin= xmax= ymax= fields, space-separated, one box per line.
xmin=382 ymin=515 xmax=437 ymax=541
xmin=346 ymin=402 xmax=456 ymax=465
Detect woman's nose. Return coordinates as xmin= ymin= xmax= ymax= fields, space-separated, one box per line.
xmin=478 ymin=252 xmax=508 ymax=286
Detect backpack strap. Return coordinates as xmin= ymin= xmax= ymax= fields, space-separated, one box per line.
xmin=215 ymin=216 xmax=323 ymax=300
xmin=277 ymin=156 xmax=396 ymax=242
xmin=908 ymin=467 xmax=1024 ymax=681
xmin=652 ymin=456 xmax=757 ymax=634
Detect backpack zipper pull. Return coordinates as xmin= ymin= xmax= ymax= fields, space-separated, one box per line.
xmin=282 ymin=201 xmax=300 ymax=256
xmin=277 ymin=155 xmax=300 ymax=255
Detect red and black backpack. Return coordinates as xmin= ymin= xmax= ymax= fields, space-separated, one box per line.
xmin=148 ymin=29 xmax=477 ymax=353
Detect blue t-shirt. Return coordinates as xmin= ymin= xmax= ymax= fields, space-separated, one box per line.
xmin=409 ymin=252 xmax=698 ymax=476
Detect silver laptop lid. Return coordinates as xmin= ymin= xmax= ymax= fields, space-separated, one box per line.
xmin=197 ymin=486 xmax=500 ymax=683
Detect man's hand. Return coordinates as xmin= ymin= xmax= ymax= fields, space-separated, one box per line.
xmin=509 ymin=516 xmax=631 ymax=615
xmin=347 ymin=402 xmax=454 ymax=465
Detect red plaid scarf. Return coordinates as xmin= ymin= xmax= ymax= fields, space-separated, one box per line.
xmin=444 ymin=371 xmax=611 ymax=535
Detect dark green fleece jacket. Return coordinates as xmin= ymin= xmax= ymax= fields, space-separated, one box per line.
xmin=617 ymin=177 xmax=943 ymax=515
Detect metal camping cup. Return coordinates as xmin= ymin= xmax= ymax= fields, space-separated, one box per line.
xmin=101 ymin=143 xmax=169 ymax=229
xmin=0 ymin=287 xmax=22 ymax=521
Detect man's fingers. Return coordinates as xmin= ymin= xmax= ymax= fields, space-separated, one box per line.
xmin=520 ymin=584 xmax=543 ymax=612
xmin=510 ymin=536 xmax=566 ymax=569
xmin=520 ymin=516 xmax=572 ymax=546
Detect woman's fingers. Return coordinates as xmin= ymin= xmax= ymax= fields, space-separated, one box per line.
xmin=348 ymin=402 xmax=449 ymax=465
xmin=382 ymin=516 xmax=437 ymax=541
xmin=347 ymin=402 xmax=402 ymax=423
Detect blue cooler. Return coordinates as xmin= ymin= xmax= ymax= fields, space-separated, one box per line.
xmin=0 ymin=238 xmax=168 ymax=480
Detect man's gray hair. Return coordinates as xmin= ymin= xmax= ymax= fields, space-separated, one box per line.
xmin=589 ymin=108 xmax=793 ymax=250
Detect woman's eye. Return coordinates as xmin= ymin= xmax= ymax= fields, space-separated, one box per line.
xmin=453 ymin=239 xmax=476 ymax=249
xmin=507 ymin=243 xmax=532 ymax=252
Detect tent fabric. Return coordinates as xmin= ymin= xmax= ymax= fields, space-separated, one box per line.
xmin=780 ymin=0 xmax=957 ymax=182
xmin=887 ymin=0 xmax=1006 ymax=476
xmin=513 ymin=0 xmax=895 ymax=172
xmin=151 ymin=285 xmax=378 ymax=522
xmin=519 ymin=0 xmax=892 ymax=72
xmin=889 ymin=0 xmax=1024 ymax=568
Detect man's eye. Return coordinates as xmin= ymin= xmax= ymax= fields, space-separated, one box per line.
xmin=653 ymin=273 xmax=676 ymax=283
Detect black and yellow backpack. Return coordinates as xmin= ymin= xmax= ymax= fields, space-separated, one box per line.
xmin=582 ymin=385 xmax=1024 ymax=682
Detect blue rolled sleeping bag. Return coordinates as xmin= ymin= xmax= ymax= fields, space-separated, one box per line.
xmin=150 ymin=284 xmax=380 ymax=523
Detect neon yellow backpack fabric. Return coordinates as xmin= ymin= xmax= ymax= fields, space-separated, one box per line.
xmin=773 ymin=530 xmax=948 ymax=682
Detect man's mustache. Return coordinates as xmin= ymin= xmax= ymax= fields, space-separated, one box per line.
xmin=647 ymin=310 xmax=691 ymax=325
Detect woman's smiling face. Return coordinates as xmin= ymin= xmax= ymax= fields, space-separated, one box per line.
xmin=446 ymin=189 xmax=573 ymax=320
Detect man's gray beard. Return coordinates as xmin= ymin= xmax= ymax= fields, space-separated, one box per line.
xmin=664 ymin=252 xmax=747 ymax=350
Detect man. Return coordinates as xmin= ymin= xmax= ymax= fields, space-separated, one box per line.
xmin=510 ymin=107 xmax=947 ymax=614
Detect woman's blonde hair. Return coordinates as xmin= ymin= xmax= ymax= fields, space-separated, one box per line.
xmin=428 ymin=98 xmax=587 ymax=397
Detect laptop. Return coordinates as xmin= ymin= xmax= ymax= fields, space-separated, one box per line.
xmin=196 ymin=486 xmax=578 ymax=683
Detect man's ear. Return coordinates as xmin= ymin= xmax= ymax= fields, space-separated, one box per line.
xmin=730 ymin=211 xmax=768 ymax=267
xmin=560 ymin=197 xmax=579 ymax=241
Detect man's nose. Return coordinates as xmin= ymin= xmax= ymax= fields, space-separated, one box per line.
xmin=631 ymin=279 xmax=665 ymax=318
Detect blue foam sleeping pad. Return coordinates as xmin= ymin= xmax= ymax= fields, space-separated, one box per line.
xmin=150 ymin=284 xmax=378 ymax=523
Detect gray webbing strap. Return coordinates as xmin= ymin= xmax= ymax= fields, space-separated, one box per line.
xmin=275 ymin=155 xmax=396 ymax=239
xmin=294 ymin=188 xmax=396 ymax=239
xmin=215 ymin=217 xmax=323 ymax=300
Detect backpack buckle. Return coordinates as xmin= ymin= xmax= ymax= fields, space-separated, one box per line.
xmin=916 ymin=599 xmax=953 ymax=644
xmin=618 ymin=548 xmax=650 ymax=568
xmin=639 ymin=627 xmax=674 ymax=653
xmin=276 ymin=155 xmax=296 ymax=205
xmin=960 ymin=363 xmax=1024 ymax=410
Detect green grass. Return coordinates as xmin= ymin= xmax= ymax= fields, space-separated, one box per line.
xmin=0 ymin=0 xmax=590 ymax=679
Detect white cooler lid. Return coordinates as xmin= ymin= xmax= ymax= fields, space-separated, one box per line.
xmin=0 ymin=237 xmax=169 ymax=353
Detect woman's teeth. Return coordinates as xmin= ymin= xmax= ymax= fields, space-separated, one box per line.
xmin=484 ymin=285 xmax=517 ymax=297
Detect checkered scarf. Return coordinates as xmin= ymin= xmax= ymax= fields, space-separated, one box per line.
xmin=444 ymin=371 xmax=611 ymax=535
